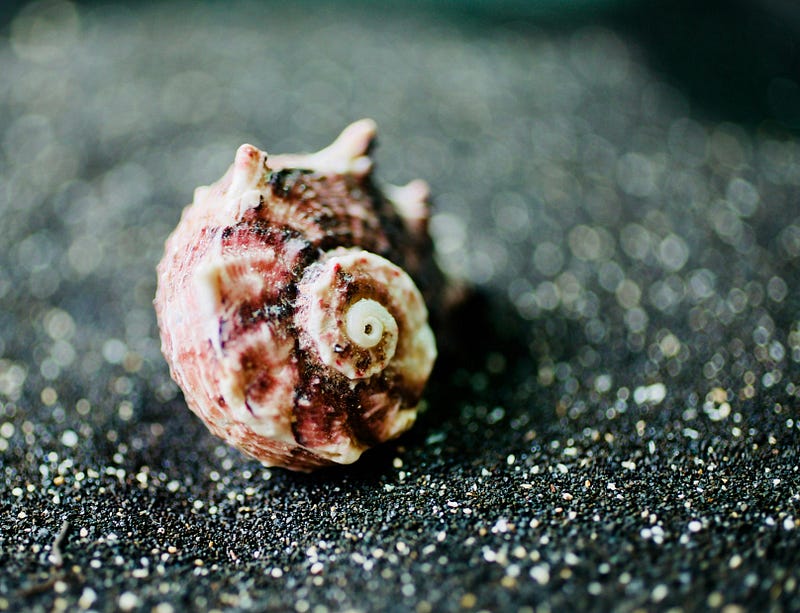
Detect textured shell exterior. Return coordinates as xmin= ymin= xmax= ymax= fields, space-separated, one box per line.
xmin=155 ymin=120 xmax=438 ymax=471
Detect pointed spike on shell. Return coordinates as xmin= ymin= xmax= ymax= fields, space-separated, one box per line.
xmin=230 ymin=144 xmax=268 ymax=194
xmin=269 ymin=119 xmax=377 ymax=177
xmin=325 ymin=117 xmax=377 ymax=161
xmin=386 ymin=179 xmax=431 ymax=225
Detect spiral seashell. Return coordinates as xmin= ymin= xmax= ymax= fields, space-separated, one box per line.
xmin=155 ymin=120 xmax=438 ymax=471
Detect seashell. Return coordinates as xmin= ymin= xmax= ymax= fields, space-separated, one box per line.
xmin=155 ymin=120 xmax=438 ymax=471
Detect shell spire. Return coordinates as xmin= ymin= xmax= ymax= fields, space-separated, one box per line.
xmin=155 ymin=120 xmax=439 ymax=471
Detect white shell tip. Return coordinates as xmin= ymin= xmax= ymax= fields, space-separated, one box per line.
xmin=231 ymin=144 xmax=267 ymax=192
xmin=346 ymin=298 xmax=395 ymax=349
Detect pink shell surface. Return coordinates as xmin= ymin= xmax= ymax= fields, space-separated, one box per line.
xmin=155 ymin=121 xmax=438 ymax=470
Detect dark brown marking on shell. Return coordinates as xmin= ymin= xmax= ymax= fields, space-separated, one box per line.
xmin=286 ymin=447 xmax=335 ymax=470
xmin=268 ymin=168 xmax=309 ymax=197
xmin=350 ymin=373 xmax=419 ymax=447
xmin=291 ymin=355 xmax=358 ymax=449
xmin=350 ymin=381 xmax=397 ymax=446
xmin=239 ymin=344 xmax=285 ymax=414
xmin=215 ymin=221 xmax=317 ymax=347
xmin=289 ymin=338 xmax=423 ymax=451
xmin=267 ymin=170 xmax=390 ymax=255
xmin=353 ymin=353 xmax=372 ymax=376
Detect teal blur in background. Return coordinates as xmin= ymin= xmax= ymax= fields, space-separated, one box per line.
xmin=3 ymin=0 xmax=799 ymax=130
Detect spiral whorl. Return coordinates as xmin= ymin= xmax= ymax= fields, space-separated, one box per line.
xmin=294 ymin=247 xmax=434 ymax=383
xmin=346 ymin=299 xmax=396 ymax=350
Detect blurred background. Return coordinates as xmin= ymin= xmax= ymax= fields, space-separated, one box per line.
xmin=1 ymin=1 xmax=799 ymax=611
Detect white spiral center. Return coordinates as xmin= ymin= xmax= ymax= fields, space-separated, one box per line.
xmin=345 ymin=299 xmax=393 ymax=349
